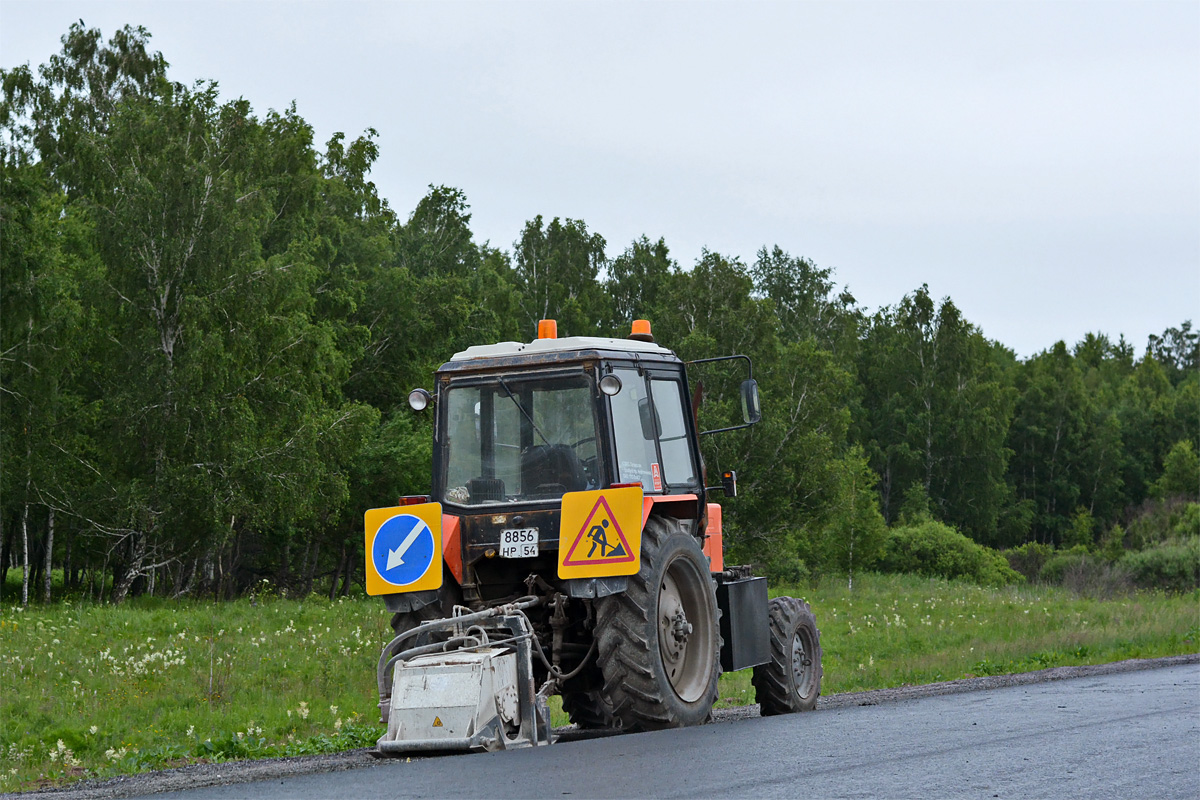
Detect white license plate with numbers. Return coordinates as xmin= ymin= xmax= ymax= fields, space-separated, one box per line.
xmin=500 ymin=527 xmax=539 ymax=558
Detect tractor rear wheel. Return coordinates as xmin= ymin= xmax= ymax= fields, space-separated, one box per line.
xmin=560 ymin=688 xmax=613 ymax=729
xmin=594 ymin=516 xmax=720 ymax=730
xmin=752 ymin=596 xmax=822 ymax=715
xmin=560 ymin=651 xmax=613 ymax=728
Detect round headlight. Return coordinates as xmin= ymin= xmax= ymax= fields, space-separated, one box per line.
xmin=599 ymin=374 xmax=623 ymax=396
xmin=408 ymin=388 xmax=432 ymax=411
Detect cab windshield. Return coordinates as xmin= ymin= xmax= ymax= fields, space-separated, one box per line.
xmin=440 ymin=374 xmax=602 ymax=506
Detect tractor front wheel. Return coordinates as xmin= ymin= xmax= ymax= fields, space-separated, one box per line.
xmin=594 ymin=516 xmax=720 ymax=730
xmin=751 ymin=596 xmax=822 ymax=714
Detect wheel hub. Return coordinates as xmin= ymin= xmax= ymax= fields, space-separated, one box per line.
xmin=791 ymin=631 xmax=814 ymax=698
xmin=672 ymin=608 xmax=694 ymax=641
xmin=655 ymin=554 xmax=716 ymax=703
xmin=659 ymin=578 xmax=690 ymax=669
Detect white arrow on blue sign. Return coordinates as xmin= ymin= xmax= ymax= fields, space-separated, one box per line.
xmin=371 ymin=513 xmax=436 ymax=587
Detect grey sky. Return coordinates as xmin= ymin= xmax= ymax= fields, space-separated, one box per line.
xmin=3 ymin=0 xmax=1197 ymax=358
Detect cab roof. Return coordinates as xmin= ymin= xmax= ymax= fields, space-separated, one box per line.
xmin=449 ymin=335 xmax=675 ymax=362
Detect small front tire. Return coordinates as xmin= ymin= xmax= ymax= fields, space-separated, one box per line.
xmin=752 ymin=596 xmax=822 ymax=715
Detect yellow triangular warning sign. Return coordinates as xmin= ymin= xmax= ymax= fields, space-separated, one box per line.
xmin=432 ymin=716 xmax=443 ymax=727
xmin=558 ymin=487 xmax=643 ymax=579
xmin=563 ymin=495 xmax=635 ymax=566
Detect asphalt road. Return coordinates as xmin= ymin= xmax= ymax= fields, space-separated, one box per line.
xmin=136 ymin=662 xmax=1198 ymax=800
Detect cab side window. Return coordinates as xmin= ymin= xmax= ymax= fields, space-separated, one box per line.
xmin=608 ymin=367 xmax=658 ymax=491
xmin=650 ymin=377 xmax=697 ymax=487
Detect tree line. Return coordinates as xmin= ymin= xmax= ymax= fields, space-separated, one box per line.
xmin=2 ymin=25 xmax=1197 ymax=604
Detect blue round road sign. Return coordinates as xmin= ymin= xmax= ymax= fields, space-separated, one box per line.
xmin=371 ymin=514 xmax=436 ymax=587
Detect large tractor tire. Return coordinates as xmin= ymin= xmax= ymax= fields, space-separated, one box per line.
xmin=559 ymin=651 xmax=613 ymax=728
xmin=752 ymin=596 xmax=822 ymax=715
xmin=594 ymin=516 xmax=721 ymax=731
xmin=560 ymin=687 xmax=613 ymax=729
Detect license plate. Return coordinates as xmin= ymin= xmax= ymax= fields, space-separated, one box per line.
xmin=499 ymin=527 xmax=539 ymax=558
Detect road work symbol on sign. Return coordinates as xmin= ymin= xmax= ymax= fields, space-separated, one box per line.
xmin=364 ymin=503 xmax=443 ymax=595
xmin=558 ymin=487 xmax=643 ymax=579
xmin=563 ymin=497 xmax=633 ymax=566
xmin=585 ymin=518 xmax=626 ymax=559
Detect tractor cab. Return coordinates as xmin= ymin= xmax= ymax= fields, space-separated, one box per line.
xmin=435 ymin=339 xmax=697 ymax=506
xmin=421 ymin=321 xmax=713 ymax=607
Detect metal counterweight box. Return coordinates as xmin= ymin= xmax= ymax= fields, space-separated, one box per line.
xmin=716 ymin=576 xmax=770 ymax=671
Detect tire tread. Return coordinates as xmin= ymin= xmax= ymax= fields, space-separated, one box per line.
xmin=752 ymin=596 xmax=822 ymax=715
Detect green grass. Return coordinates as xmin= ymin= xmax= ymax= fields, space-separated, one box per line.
xmin=2 ymin=573 xmax=1197 ymax=792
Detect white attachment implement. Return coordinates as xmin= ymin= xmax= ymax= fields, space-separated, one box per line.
xmin=374 ymin=600 xmax=553 ymax=754
xmin=380 ymin=648 xmax=521 ymax=752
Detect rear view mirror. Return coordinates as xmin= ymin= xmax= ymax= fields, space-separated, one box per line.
xmin=638 ymin=397 xmax=660 ymax=440
xmin=691 ymin=354 xmax=763 ymax=436
xmin=740 ymin=379 xmax=761 ymax=424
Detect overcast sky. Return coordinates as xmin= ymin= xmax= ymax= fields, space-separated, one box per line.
xmin=3 ymin=0 xmax=1197 ymax=358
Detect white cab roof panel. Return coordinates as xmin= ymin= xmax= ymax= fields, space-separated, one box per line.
xmin=450 ymin=336 xmax=674 ymax=361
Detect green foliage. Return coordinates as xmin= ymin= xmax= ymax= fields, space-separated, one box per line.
xmin=1007 ymin=342 xmax=1090 ymax=545
xmin=855 ymin=286 xmax=1017 ymax=545
xmin=1004 ymin=541 xmax=1055 ymax=581
xmin=750 ymin=245 xmax=861 ymax=362
xmin=1063 ymin=507 xmax=1096 ymax=549
xmin=1120 ymin=537 xmax=1200 ymax=594
xmin=880 ymin=520 xmax=1022 ymax=586
xmin=1146 ymin=320 xmax=1199 ymax=385
xmin=674 ymin=249 xmax=868 ymax=579
xmin=1100 ymin=524 xmax=1127 ymax=562
xmin=1037 ymin=550 xmax=1134 ymax=598
xmin=811 ymin=447 xmax=888 ymax=579
xmin=1126 ymin=499 xmax=1200 ymax=551
xmin=606 ymin=235 xmax=678 ymax=331
xmin=1176 ymin=503 xmax=1200 ymax=537
xmin=1151 ymin=440 xmax=1200 ymax=500
xmin=898 ymin=481 xmax=933 ymax=524
xmin=514 ymin=215 xmax=609 ymax=337
xmin=1037 ymin=546 xmax=1092 ymax=583
xmin=755 ymin=529 xmax=810 ymax=585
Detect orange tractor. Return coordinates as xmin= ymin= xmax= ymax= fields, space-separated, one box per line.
xmin=365 ymin=320 xmax=822 ymax=752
